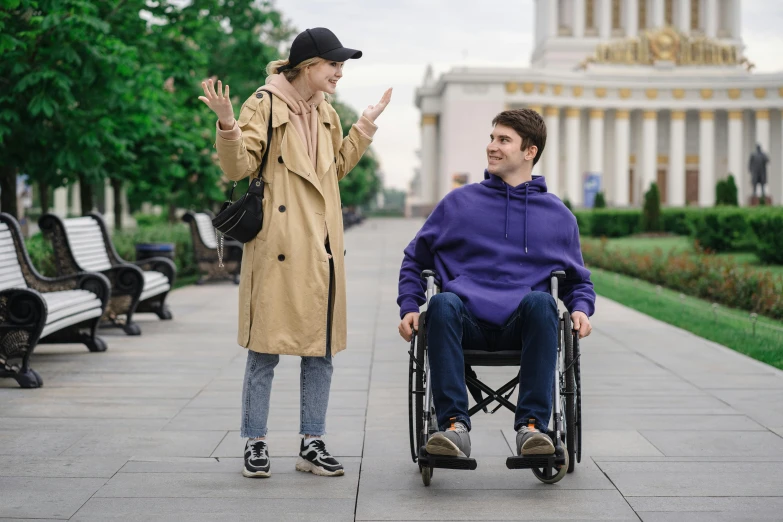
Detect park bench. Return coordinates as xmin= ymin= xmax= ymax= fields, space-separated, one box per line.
xmin=0 ymin=213 xmax=110 ymax=388
xmin=182 ymin=211 xmax=242 ymax=284
xmin=38 ymin=212 xmax=175 ymax=336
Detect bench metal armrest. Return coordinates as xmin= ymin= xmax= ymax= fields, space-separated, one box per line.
xmin=103 ymin=265 xmax=145 ymax=296
xmin=28 ymin=272 xmax=111 ymax=304
xmin=133 ymin=256 xmax=177 ymax=284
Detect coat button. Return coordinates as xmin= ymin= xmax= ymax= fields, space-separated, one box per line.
xmin=278 ymin=254 xmax=285 ymax=262
xmin=277 ymin=156 xmax=283 ymax=163
xmin=344 ymin=249 xmax=347 ymax=256
xmin=334 ymin=156 xmax=337 ymax=163
xmin=255 ymin=92 xmax=264 ymax=99
xmin=278 ymin=205 xmax=286 ymax=212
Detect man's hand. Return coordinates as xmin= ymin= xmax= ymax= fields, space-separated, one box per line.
xmin=398 ymin=312 xmax=420 ymax=342
xmin=571 ymin=311 xmax=592 ymax=339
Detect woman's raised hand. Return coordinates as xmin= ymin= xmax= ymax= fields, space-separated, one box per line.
xmin=362 ymin=88 xmax=393 ymax=123
xmin=198 ymin=78 xmax=236 ymax=129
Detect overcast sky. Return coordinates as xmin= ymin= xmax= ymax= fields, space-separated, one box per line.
xmin=272 ymin=0 xmax=783 ymax=191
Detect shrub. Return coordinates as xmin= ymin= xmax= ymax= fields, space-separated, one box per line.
xmin=641 ymin=182 xmax=662 ymax=232
xmin=748 ymin=209 xmax=783 ymax=264
xmin=581 ymin=239 xmax=783 ymax=320
xmin=690 ymin=207 xmax=753 ymax=252
xmin=590 ymin=209 xmax=642 ymax=237
xmin=593 ymin=191 xmax=606 ymax=209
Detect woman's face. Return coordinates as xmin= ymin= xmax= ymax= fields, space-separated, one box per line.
xmin=306 ymin=59 xmax=345 ymax=95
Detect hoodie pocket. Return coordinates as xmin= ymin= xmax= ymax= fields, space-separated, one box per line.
xmin=444 ymin=275 xmax=531 ymax=325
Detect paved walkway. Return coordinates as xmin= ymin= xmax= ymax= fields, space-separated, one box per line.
xmin=2 ymin=218 xmax=783 ymax=521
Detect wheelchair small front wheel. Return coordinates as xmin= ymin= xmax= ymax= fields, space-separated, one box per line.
xmin=531 ymin=449 xmax=569 ymax=484
xmin=420 ymin=464 xmax=433 ymax=486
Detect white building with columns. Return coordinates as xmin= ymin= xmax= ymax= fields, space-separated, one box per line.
xmin=412 ymin=0 xmax=783 ymax=214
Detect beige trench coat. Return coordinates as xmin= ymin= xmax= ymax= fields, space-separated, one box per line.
xmin=215 ymin=88 xmax=373 ymax=357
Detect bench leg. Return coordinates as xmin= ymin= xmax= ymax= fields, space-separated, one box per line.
xmin=13 ymin=367 xmax=43 ymax=389
xmin=155 ymin=304 xmax=173 ymax=320
xmin=83 ymin=335 xmax=107 ymax=352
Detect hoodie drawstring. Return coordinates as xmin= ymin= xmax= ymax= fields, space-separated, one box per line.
xmin=524 ymin=183 xmax=529 ymax=254
xmin=505 ymin=184 xmax=510 ymax=239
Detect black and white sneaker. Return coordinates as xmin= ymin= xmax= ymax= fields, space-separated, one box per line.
xmin=243 ymin=439 xmax=271 ymax=478
xmin=296 ymin=439 xmax=344 ymax=476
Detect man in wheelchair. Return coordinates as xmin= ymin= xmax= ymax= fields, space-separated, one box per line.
xmin=397 ymin=108 xmax=595 ymax=464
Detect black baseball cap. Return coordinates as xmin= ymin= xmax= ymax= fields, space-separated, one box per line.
xmin=284 ymin=28 xmax=362 ymax=70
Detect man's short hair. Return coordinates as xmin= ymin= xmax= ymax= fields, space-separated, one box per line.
xmin=492 ymin=109 xmax=547 ymax=165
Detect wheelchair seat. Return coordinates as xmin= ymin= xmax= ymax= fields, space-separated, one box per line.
xmin=463 ymin=349 xmax=522 ymax=366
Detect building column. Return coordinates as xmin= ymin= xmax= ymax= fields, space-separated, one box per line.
xmin=544 ymin=106 xmax=561 ymax=196
xmin=642 ymin=110 xmax=658 ymax=195
xmin=53 ymin=187 xmax=68 ymax=218
xmin=589 ymin=109 xmax=605 ymax=174
xmin=699 ymin=110 xmax=715 ymax=206
xmin=70 ymin=182 xmax=81 ymax=216
xmin=651 ymin=0 xmax=665 ymax=28
xmin=549 ymin=0 xmax=559 ymax=38
xmin=573 ymin=0 xmax=585 ymax=37
xmin=705 ymin=0 xmax=718 ymax=38
xmin=566 ymin=107 xmax=582 ymax=205
xmin=626 ymin=0 xmax=639 ymax=36
xmin=730 ymin=0 xmax=741 ymax=38
xmin=755 ymin=109 xmax=770 ymax=198
xmin=420 ymin=114 xmax=439 ymax=205
xmin=669 ymin=110 xmax=686 ymax=206
xmin=677 ymin=0 xmax=691 ymax=33
xmin=599 ymin=0 xmax=612 ymax=39
xmin=727 ymin=110 xmax=744 ymax=205
xmin=614 ymin=110 xmax=631 ymax=206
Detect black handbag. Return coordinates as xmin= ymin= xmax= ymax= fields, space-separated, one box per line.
xmin=213 ymin=93 xmax=274 ymax=265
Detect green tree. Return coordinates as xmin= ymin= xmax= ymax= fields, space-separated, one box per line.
xmin=331 ymin=96 xmax=381 ymax=207
xmin=641 ymin=182 xmax=662 ymax=232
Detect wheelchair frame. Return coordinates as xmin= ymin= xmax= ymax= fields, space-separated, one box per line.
xmin=407 ymin=269 xmax=582 ymax=486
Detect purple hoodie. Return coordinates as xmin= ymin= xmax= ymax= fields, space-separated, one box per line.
xmin=397 ymin=171 xmax=595 ymax=327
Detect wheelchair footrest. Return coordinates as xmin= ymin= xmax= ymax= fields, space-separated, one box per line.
xmin=505 ymin=454 xmax=556 ymax=470
xmin=419 ymin=449 xmax=477 ymax=470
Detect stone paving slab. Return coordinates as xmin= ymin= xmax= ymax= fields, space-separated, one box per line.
xmin=1 ymin=217 xmax=782 ymax=520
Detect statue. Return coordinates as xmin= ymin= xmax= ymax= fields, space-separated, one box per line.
xmin=748 ymin=144 xmax=769 ymax=201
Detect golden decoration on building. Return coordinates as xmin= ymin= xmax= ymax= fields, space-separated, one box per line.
xmin=728 ymin=110 xmax=742 ymax=120
xmin=505 ymin=82 xmax=518 ymax=94
xmin=645 ymin=89 xmax=658 ymax=99
xmin=728 ymin=88 xmax=741 ymax=99
xmin=572 ymin=86 xmax=584 ymax=97
xmin=421 ymin=114 xmax=438 ymax=126
xmin=545 ymin=106 xmax=559 ymax=117
xmin=672 ymin=88 xmax=685 ymax=99
xmin=779 ymin=87 xmax=783 ymax=97
xmin=579 ymin=26 xmax=755 ymax=70
xmin=754 ymin=88 xmax=767 ymax=99
xmin=552 ymin=84 xmax=563 ymax=95
xmin=522 ymin=82 xmax=535 ymax=93
xmin=594 ymin=87 xmax=607 ymax=98
xmin=538 ymin=83 xmax=547 ymax=94
xmin=619 ymin=88 xmax=631 ymax=98
xmin=700 ymin=89 xmax=713 ymax=99
xmin=756 ymin=109 xmax=769 ymax=119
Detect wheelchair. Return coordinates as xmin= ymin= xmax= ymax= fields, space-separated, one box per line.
xmin=407 ymin=269 xmax=582 ymax=486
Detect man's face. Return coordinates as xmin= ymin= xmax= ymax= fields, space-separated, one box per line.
xmin=486 ymin=123 xmax=536 ymax=176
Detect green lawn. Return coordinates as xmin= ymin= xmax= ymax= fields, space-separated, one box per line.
xmin=588 ymin=235 xmax=783 ymax=277
xmin=591 ymin=267 xmax=783 ymax=370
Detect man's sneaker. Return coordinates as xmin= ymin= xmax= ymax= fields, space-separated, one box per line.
xmin=296 ymin=439 xmax=344 ymax=476
xmin=425 ymin=419 xmax=471 ymax=458
xmin=516 ymin=423 xmax=555 ymax=456
xmin=242 ymin=439 xmax=271 ymax=478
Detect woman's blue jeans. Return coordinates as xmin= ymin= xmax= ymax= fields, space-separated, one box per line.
xmin=425 ymin=291 xmax=558 ymax=433
xmin=240 ymin=347 xmax=333 ymax=438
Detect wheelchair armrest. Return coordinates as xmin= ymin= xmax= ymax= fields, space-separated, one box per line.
xmin=551 ymin=270 xmax=566 ymax=280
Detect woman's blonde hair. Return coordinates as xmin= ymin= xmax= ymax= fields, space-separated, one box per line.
xmin=266 ymin=56 xmax=324 ymax=82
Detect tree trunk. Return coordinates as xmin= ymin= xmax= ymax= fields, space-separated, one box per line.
xmin=111 ymin=178 xmax=122 ymax=230
xmin=168 ymin=202 xmax=177 ymax=224
xmin=78 ymin=174 xmax=93 ymax=216
xmin=0 ymin=165 xmax=18 ymax=218
xmin=39 ymin=181 xmax=50 ymax=215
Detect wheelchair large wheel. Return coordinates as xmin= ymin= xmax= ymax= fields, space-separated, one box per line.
xmin=408 ymin=313 xmax=427 ymax=463
xmin=562 ymin=312 xmax=577 ymax=473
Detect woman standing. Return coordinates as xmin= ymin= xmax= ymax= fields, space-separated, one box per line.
xmin=199 ymin=27 xmax=391 ymax=478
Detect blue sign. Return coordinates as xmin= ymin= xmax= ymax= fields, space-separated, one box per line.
xmin=583 ymin=172 xmax=602 ymax=208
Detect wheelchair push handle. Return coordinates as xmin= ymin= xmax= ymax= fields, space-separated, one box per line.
xmin=550 ymin=270 xmax=566 ymax=301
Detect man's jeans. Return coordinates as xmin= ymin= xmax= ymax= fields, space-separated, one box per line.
xmin=241 ymin=347 xmax=333 ymax=438
xmin=425 ymin=291 xmax=558 ymax=433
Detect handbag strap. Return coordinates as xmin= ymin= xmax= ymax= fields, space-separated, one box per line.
xmin=229 ymin=93 xmax=274 ymax=199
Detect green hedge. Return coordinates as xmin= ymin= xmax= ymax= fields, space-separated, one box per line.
xmin=748 ymin=209 xmax=783 ymax=264
xmin=689 ymin=207 xmax=755 ymax=253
